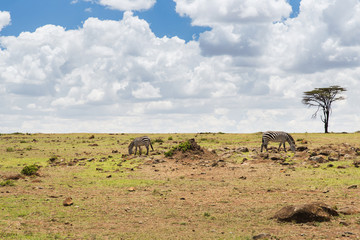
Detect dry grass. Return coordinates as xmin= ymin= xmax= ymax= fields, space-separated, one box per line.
xmin=0 ymin=132 xmax=360 ymax=239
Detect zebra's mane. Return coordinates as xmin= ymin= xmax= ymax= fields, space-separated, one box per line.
xmin=286 ymin=133 xmax=295 ymax=144
xmin=128 ymin=141 xmax=134 ymax=149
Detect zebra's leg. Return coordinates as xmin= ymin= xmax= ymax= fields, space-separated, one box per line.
xmin=262 ymin=143 xmax=268 ymax=152
xmin=134 ymin=146 xmax=137 ymax=155
xmin=283 ymin=142 xmax=287 ymax=152
xmin=146 ymin=145 xmax=149 ymax=155
xmin=139 ymin=146 xmax=142 ymax=155
xmin=278 ymin=143 xmax=282 ymax=151
xmin=261 ymin=139 xmax=265 ymax=152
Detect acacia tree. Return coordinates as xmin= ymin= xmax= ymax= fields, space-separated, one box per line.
xmin=302 ymin=85 xmax=347 ymax=133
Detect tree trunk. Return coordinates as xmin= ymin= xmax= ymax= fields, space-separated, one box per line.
xmin=324 ymin=121 xmax=328 ymax=133
xmin=324 ymin=110 xmax=330 ymax=133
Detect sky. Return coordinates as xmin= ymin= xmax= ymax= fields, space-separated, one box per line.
xmin=0 ymin=0 xmax=359 ymax=133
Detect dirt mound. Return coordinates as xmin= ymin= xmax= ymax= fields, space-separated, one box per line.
xmin=272 ymin=202 xmax=339 ymax=223
xmin=165 ymin=139 xmax=224 ymax=167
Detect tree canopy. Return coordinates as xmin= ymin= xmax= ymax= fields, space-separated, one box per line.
xmin=302 ymin=85 xmax=347 ymax=133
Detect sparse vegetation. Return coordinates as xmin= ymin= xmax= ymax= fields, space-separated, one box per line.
xmin=0 ymin=133 xmax=359 ymax=239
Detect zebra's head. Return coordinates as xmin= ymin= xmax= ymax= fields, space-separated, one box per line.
xmin=290 ymin=143 xmax=296 ymax=152
xmin=287 ymin=133 xmax=296 ymax=152
xmin=128 ymin=141 xmax=134 ymax=155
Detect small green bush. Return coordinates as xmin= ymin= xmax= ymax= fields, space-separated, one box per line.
xmin=154 ymin=138 xmax=164 ymax=144
xmin=6 ymin=147 xmax=14 ymax=152
xmin=164 ymin=149 xmax=175 ymax=157
xmin=21 ymin=164 xmax=40 ymax=176
xmin=203 ymin=212 xmax=211 ymax=217
xmin=0 ymin=180 xmax=15 ymax=187
xmin=49 ymin=155 xmax=58 ymax=162
xmin=164 ymin=140 xmax=193 ymax=157
xmin=168 ymin=136 xmax=173 ymax=141
xmin=177 ymin=141 xmax=192 ymax=152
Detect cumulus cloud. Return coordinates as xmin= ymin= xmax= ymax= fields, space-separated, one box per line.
xmin=132 ymin=82 xmax=161 ymax=99
xmin=174 ymin=0 xmax=291 ymax=26
xmin=174 ymin=0 xmax=291 ymax=57
xmin=97 ymin=0 xmax=156 ymax=11
xmin=267 ymin=0 xmax=360 ymax=73
xmin=1 ymin=1 xmax=360 ymax=133
xmin=0 ymin=11 xmax=11 ymax=31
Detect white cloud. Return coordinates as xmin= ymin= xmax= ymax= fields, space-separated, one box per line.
xmin=267 ymin=0 xmax=360 ymax=73
xmin=132 ymin=82 xmax=161 ymax=99
xmin=1 ymin=1 xmax=360 ymax=133
xmin=97 ymin=0 xmax=156 ymax=11
xmin=174 ymin=0 xmax=291 ymax=57
xmin=174 ymin=0 xmax=291 ymax=26
xmin=0 ymin=11 xmax=11 ymax=31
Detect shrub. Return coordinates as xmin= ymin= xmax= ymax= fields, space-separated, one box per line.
xmin=6 ymin=147 xmax=14 ymax=152
xmin=164 ymin=140 xmax=193 ymax=157
xmin=0 ymin=180 xmax=15 ymax=187
xmin=164 ymin=149 xmax=175 ymax=157
xmin=203 ymin=212 xmax=211 ymax=217
xmin=177 ymin=141 xmax=192 ymax=152
xmin=21 ymin=164 xmax=40 ymax=176
xmin=49 ymin=155 xmax=58 ymax=162
xmin=168 ymin=136 xmax=173 ymax=141
xmin=154 ymin=138 xmax=164 ymax=144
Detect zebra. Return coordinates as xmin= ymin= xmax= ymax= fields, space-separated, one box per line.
xmin=260 ymin=131 xmax=296 ymax=152
xmin=128 ymin=136 xmax=154 ymax=155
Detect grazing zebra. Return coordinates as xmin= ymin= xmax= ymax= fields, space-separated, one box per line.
xmin=128 ymin=136 xmax=154 ymax=155
xmin=260 ymin=131 xmax=296 ymax=152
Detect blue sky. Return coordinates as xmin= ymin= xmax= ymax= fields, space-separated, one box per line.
xmin=0 ymin=0 xmax=359 ymax=133
xmin=1 ymin=0 xmax=300 ymax=40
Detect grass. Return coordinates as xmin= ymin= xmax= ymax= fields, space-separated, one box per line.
xmin=0 ymin=132 xmax=360 ymax=239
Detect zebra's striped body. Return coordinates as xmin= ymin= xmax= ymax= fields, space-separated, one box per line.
xmin=128 ymin=136 xmax=154 ymax=155
xmin=261 ymin=131 xmax=296 ymax=152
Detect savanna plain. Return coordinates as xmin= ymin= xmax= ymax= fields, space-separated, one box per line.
xmin=1 ymin=132 xmax=360 ymax=239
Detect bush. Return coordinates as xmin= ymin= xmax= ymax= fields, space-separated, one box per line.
xmin=49 ymin=155 xmax=58 ymax=162
xmin=164 ymin=140 xmax=193 ymax=157
xmin=154 ymin=138 xmax=164 ymax=144
xmin=177 ymin=141 xmax=192 ymax=152
xmin=164 ymin=149 xmax=175 ymax=157
xmin=0 ymin=180 xmax=15 ymax=187
xmin=21 ymin=164 xmax=40 ymax=176
xmin=6 ymin=147 xmax=14 ymax=152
